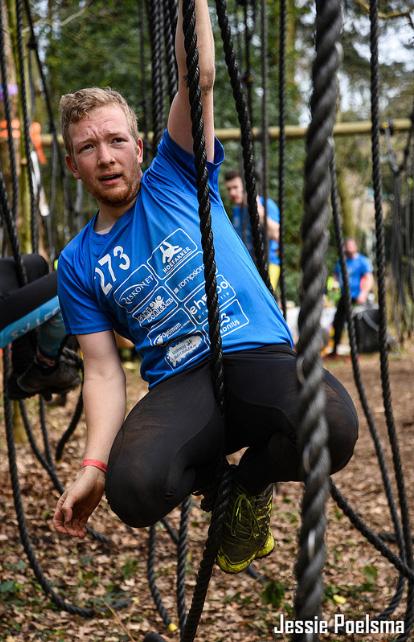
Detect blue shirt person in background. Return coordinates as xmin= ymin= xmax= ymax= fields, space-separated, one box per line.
xmin=330 ymin=238 xmax=374 ymax=356
xmin=224 ymin=170 xmax=281 ymax=290
xmin=52 ymin=0 xmax=358 ymax=577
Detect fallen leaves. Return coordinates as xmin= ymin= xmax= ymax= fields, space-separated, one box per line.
xmin=1 ymin=350 xmax=414 ymax=641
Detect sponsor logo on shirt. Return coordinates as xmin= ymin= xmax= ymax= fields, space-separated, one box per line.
xmin=185 ymin=275 xmax=236 ymax=324
xmin=132 ymin=287 xmax=177 ymax=327
xmin=165 ymin=252 xmax=205 ymax=302
xmin=147 ymin=309 xmax=196 ymax=346
xmin=113 ymin=264 xmax=158 ymax=312
xmin=147 ymin=229 xmax=197 ymax=279
xmin=203 ymin=299 xmax=249 ymax=338
xmin=165 ymin=333 xmax=208 ymax=368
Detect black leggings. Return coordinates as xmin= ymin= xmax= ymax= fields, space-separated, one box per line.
xmin=106 ymin=345 xmax=358 ymax=528
xmin=0 ymin=255 xmax=55 ymax=328
xmin=332 ymin=295 xmax=357 ymax=352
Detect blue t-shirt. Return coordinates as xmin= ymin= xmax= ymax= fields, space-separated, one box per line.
xmin=58 ymin=130 xmax=292 ymax=388
xmin=334 ymin=254 xmax=373 ymax=299
xmin=231 ymin=197 xmax=280 ymax=265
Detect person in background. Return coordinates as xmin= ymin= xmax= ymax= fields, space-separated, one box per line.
xmin=329 ymin=237 xmax=374 ymax=356
xmin=0 ymin=254 xmax=81 ymax=400
xmin=224 ymin=169 xmax=280 ymax=290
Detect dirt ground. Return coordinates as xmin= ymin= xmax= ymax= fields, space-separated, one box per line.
xmin=0 ymin=345 xmax=413 ymax=642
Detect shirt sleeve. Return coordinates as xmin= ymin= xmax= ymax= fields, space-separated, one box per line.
xmin=57 ymin=251 xmax=112 ymax=335
xmin=145 ymin=129 xmax=225 ymax=205
xmin=360 ymin=255 xmax=373 ymax=274
xmin=263 ymin=197 xmax=280 ymax=223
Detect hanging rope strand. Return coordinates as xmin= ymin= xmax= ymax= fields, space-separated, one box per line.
xmin=0 ymin=171 xmax=27 ymax=284
xmin=330 ymin=149 xmax=406 ymax=626
xmin=369 ymin=2 xmax=414 ymax=638
xmin=15 ymin=0 xmax=38 ymax=253
xmin=181 ymin=1 xmax=224 ymax=410
xmin=278 ymin=0 xmax=287 ymax=317
xmin=147 ymin=0 xmax=166 ymax=153
xmin=215 ymin=0 xmax=270 ymax=289
xmin=163 ymin=0 xmax=178 ymax=102
xmin=0 ymin=6 xmax=19 ymax=225
xmin=260 ymin=0 xmax=269 ymax=271
xmin=293 ymin=1 xmax=341 ymax=636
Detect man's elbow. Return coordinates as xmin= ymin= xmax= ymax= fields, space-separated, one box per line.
xmin=199 ymin=67 xmax=215 ymax=94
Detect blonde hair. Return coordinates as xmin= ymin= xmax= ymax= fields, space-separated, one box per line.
xmin=60 ymin=87 xmax=139 ymax=155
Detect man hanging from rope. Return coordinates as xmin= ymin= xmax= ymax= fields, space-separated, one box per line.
xmin=53 ymin=0 xmax=358 ymax=574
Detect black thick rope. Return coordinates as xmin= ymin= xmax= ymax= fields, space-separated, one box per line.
xmin=241 ymin=0 xmax=254 ymax=125
xmin=167 ymin=0 xmax=178 ymax=37
xmin=278 ymin=0 xmax=287 ymax=317
xmin=183 ymin=0 xmax=224 ymax=410
xmin=176 ymin=496 xmax=191 ymax=631
xmin=15 ymin=0 xmax=38 ymax=253
xmin=147 ymin=0 xmax=166 ymax=153
xmin=144 ymin=3 xmax=231 ymax=640
xmin=146 ymin=503 xmax=189 ymax=632
xmin=55 ymin=390 xmax=84 ymax=460
xmin=3 ymin=347 xmax=99 ymax=618
xmin=180 ymin=466 xmax=232 ymax=642
xmin=17 ymin=398 xmax=111 ymax=547
xmin=0 ymin=5 xmax=19 ymax=226
xmin=147 ymin=524 xmax=175 ymax=629
xmin=38 ymin=397 xmax=53 ymax=466
xmin=260 ymin=0 xmax=269 ymax=271
xmin=385 ymin=117 xmax=414 ymax=340
xmin=163 ymin=0 xmax=178 ymax=103
xmin=23 ymin=0 xmax=74 ymax=253
xmin=331 ymin=482 xmax=414 ymax=583
xmin=215 ymin=0 xmax=271 ymax=289
xmin=330 ymin=151 xmax=407 ymax=550
xmin=0 ymin=170 xmax=27 ymax=284
xmin=293 ymin=2 xmax=341 ymax=638
xmin=139 ymin=0 xmax=151 ymax=164
xmin=330 ymin=150 xmax=406 ymax=625
xmin=369 ymin=3 xmax=414 ymax=638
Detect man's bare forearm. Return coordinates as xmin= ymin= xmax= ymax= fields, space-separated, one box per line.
xmin=82 ymin=369 xmax=126 ymax=464
xmin=175 ymin=0 xmax=215 ymax=90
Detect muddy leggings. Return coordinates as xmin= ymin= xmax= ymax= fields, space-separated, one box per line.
xmin=106 ymin=345 xmax=359 ymax=528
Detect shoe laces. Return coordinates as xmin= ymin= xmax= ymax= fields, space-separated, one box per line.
xmin=230 ymin=493 xmax=261 ymax=540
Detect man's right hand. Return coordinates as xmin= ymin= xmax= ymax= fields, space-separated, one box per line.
xmin=53 ymin=466 xmax=106 ymax=538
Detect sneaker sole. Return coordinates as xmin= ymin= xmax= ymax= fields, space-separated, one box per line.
xmin=254 ymin=531 xmax=275 ymax=560
xmin=216 ymin=532 xmax=275 ymax=574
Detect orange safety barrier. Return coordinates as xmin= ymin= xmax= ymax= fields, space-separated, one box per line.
xmin=0 ymin=119 xmax=47 ymax=164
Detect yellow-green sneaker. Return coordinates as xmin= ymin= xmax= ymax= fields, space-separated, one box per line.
xmin=216 ymin=483 xmax=274 ymax=574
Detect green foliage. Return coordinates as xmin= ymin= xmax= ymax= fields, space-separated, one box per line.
xmin=0 ymin=579 xmax=22 ymax=598
xmin=361 ymin=564 xmax=378 ymax=591
xmin=261 ymin=579 xmax=286 ymax=608
xmin=121 ymin=557 xmax=139 ymax=580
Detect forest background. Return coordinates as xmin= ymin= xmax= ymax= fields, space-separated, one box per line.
xmin=1 ymin=0 xmax=413 ymax=302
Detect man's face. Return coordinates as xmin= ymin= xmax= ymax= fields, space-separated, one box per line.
xmin=345 ymin=239 xmax=358 ymax=259
xmin=65 ymin=105 xmax=143 ymax=211
xmin=225 ymin=176 xmax=245 ymax=206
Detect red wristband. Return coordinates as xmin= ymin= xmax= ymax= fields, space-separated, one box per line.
xmin=81 ymin=459 xmax=108 ymax=473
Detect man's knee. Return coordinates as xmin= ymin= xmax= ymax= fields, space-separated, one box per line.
xmin=324 ymin=374 xmax=359 ymax=474
xmin=328 ymin=418 xmax=358 ymax=474
xmin=105 ymin=463 xmax=171 ymax=528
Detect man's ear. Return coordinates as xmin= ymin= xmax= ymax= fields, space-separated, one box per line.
xmin=66 ymin=154 xmax=80 ymax=179
xmin=136 ymin=138 xmax=144 ymax=164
